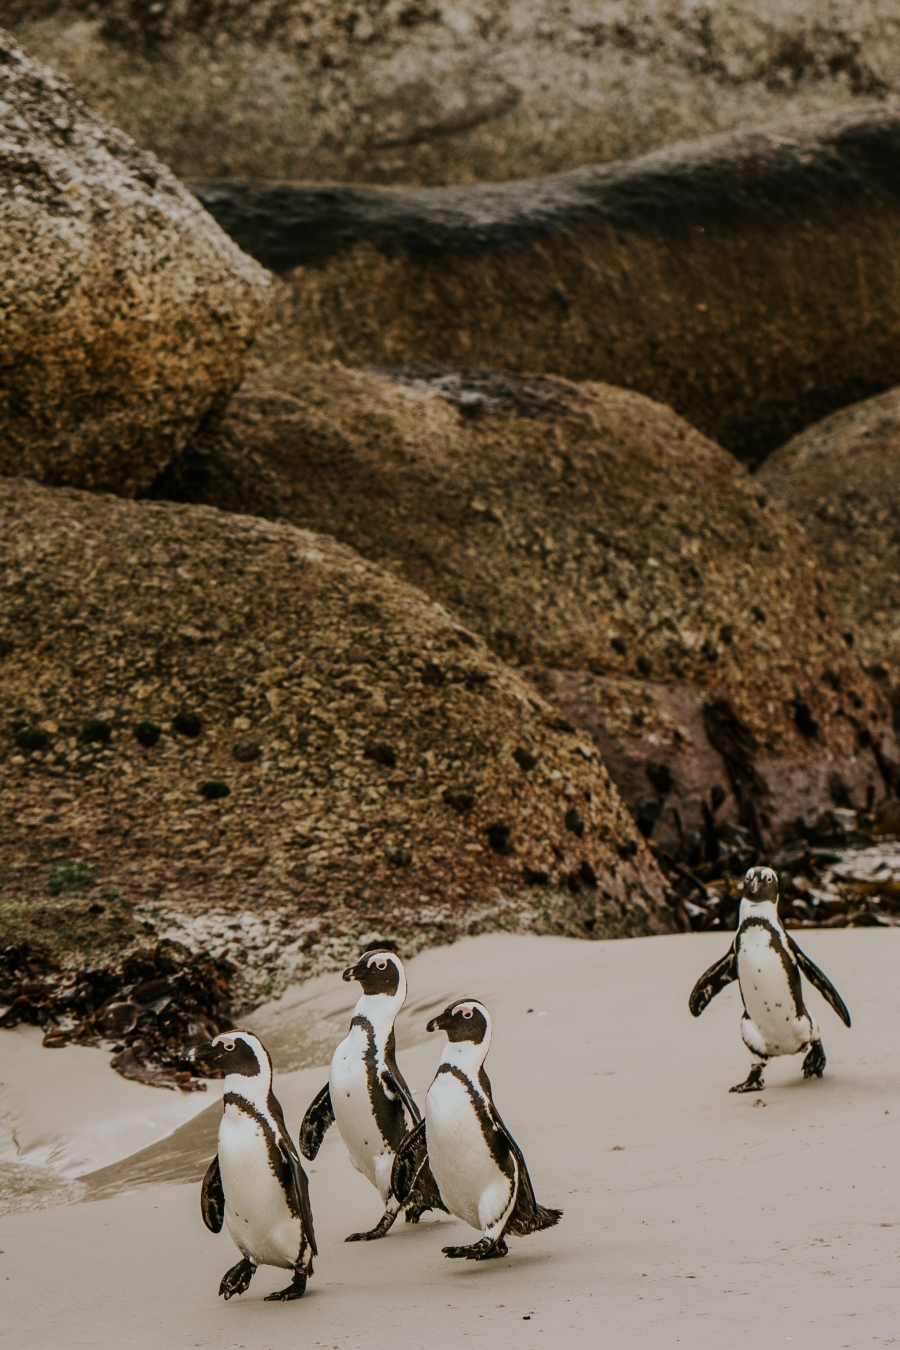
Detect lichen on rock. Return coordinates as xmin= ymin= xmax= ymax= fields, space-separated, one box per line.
xmin=152 ymin=360 xmax=898 ymax=843
xmin=759 ymin=386 xmax=900 ymax=720
xmin=0 ymin=476 xmax=672 ymax=976
xmin=0 ymin=26 xmax=271 ymax=495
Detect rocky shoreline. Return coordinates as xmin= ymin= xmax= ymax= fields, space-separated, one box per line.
xmin=3 ymin=19 xmax=900 ymax=1085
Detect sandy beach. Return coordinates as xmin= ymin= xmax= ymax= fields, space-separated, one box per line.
xmin=1 ymin=929 xmax=898 ymax=1349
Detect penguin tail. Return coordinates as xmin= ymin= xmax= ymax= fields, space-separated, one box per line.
xmin=533 ymin=1205 xmax=563 ymax=1231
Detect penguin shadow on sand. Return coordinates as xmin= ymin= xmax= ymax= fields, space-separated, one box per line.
xmin=689 ymin=866 xmax=851 ymax=1095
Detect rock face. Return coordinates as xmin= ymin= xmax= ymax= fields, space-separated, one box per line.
xmin=0 ymin=28 xmax=270 ymax=495
xmin=0 ymin=477 xmax=672 ymax=953
xmin=153 ymin=361 xmax=898 ymax=844
xmin=759 ymin=387 xmax=900 ymax=709
xmin=3 ymin=2 xmax=900 ymax=187
xmin=200 ymin=108 xmax=900 ymax=462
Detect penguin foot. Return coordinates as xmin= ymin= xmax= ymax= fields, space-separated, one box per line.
xmin=802 ymin=1041 xmax=826 ymax=1079
xmin=264 ymin=1270 xmax=308 ymax=1302
xmin=345 ymin=1211 xmax=397 ymax=1242
xmin=219 ymin=1257 xmax=256 ymax=1300
xmin=729 ymin=1064 xmax=765 ymax=1094
xmin=442 ymin=1238 xmax=509 ymax=1261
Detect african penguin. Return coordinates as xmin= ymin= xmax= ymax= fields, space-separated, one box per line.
xmin=393 ymin=998 xmax=561 ymax=1261
xmin=299 ymin=949 xmax=445 ymax=1241
xmin=689 ymin=865 xmax=851 ymax=1092
xmin=196 ymin=1032 xmax=316 ymax=1301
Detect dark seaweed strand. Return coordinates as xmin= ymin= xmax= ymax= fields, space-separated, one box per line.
xmin=189 ymin=108 xmax=900 ymax=272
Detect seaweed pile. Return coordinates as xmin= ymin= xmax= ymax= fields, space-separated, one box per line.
xmin=0 ymin=941 xmax=233 ymax=1090
xmin=653 ymin=797 xmax=900 ymax=931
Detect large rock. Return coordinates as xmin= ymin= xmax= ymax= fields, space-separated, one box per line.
xmin=0 ymin=477 xmax=672 ymax=960
xmin=199 ymin=108 xmax=900 ymax=462
xmin=153 ymin=361 xmax=898 ymax=843
xmin=0 ymin=28 xmax=270 ymax=495
xmin=759 ymin=387 xmax=900 ymax=709
xmin=3 ymin=3 xmax=900 ymax=187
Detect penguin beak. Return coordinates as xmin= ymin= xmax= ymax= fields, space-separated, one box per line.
xmin=192 ymin=1040 xmax=220 ymax=1069
xmin=427 ymin=1012 xmax=449 ymax=1033
xmin=343 ymin=963 xmax=364 ymax=983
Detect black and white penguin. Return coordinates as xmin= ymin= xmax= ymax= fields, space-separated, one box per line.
xmin=689 ymin=865 xmax=851 ymax=1092
xmin=299 ymin=949 xmax=444 ymax=1241
xmin=393 ymin=998 xmax=561 ymax=1261
xmin=196 ymin=1032 xmax=316 ymax=1301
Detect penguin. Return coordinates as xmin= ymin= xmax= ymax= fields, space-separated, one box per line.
xmin=299 ymin=948 xmax=445 ymax=1241
xmin=393 ymin=998 xmax=562 ymax=1261
xmin=689 ymin=865 xmax=851 ymax=1092
xmin=196 ymin=1032 xmax=316 ymax=1301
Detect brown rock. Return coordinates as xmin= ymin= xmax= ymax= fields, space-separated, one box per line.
xmin=198 ymin=107 xmax=900 ymax=462
xmin=0 ymin=476 xmax=671 ymax=950
xmin=153 ymin=361 xmax=897 ymax=843
xmin=4 ymin=2 xmax=899 ymax=187
xmin=0 ymin=28 xmax=270 ymax=495
xmin=759 ymin=386 xmax=900 ymax=715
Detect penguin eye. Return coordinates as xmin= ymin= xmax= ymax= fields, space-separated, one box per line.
xmin=375 ymin=960 xmax=387 ymax=971
xmin=462 ymin=1009 xmax=474 ymax=1019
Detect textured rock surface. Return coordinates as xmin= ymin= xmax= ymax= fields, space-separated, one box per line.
xmin=202 ymin=108 xmax=900 ymax=462
xmin=153 ymin=361 xmax=898 ymax=842
xmin=3 ymin=2 xmax=900 ymax=186
xmin=759 ymin=387 xmax=900 ymax=709
xmin=0 ymin=477 xmax=672 ymax=955
xmin=0 ymin=27 xmax=270 ymax=495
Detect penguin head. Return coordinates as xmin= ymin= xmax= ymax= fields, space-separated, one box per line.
xmin=193 ymin=1030 xmax=271 ymax=1081
xmin=427 ymin=999 xmax=491 ymax=1045
xmin=343 ymin=949 xmax=405 ymax=999
xmin=742 ymin=865 xmax=779 ymax=905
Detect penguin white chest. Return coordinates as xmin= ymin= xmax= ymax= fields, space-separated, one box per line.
xmin=737 ymin=927 xmax=811 ymax=1056
xmin=217 ymin=1106 xmax=302 ymax=1269
xmin=426 ymin=1072 xmax=512 ymax=1233
xmin=330 ymin=1025 xmax=388 ymax=1193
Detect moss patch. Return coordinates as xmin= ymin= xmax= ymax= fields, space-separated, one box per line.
xmin=0 ymin=895 xmax=149 ymax=970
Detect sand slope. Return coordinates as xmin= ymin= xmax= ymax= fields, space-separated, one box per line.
xmin=1 ymin=930 xmax=898 ymax=1348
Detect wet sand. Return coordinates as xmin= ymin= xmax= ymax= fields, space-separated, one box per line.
xmin=1 ymin=930 xmax=898 ymax=1348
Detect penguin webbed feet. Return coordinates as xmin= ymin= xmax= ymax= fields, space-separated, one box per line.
xmin=264 ymin=1269 xmax=308 ymax=1302
xmin=345 ymin=1209 xmax=398 ymax=1242
xmin=442 ymin=1237 xmax=509 ymax=1261
xmin=218 ymin=1256 xmax=256 ymax=1300
xmin=802 ymin=1041 xmax=826 ymax=1079
xmin=729 ymin=1062 xmax=765 ymax=1094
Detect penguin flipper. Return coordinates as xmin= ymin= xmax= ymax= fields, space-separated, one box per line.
xmin=484 ymin=1095 xmax=561 ymax=1238
xmin=264 ymin=1089 xmax=319 ymax=1257
xmin=500 ymin=1134 xmax=562 ymax=1237
xmin=384 ymin=1028 xmax=421 ymax=1124
xmin=391 ymin=1118 xmax=449 ymax=1215
xmin=787 ymin=937 xmax=851 ymax=1028
xmin=689 ymin=944 xmax=738 ymax=1016
xmin=201 ymin=1155 xmax=225 ymax=1233
xmin=281 ymin=1140 xmax=318 ymax=1258
xmin=381 ymin=1066 xmax=420 ymax=1127
xmin=391 ymin=1118 xmax=427 ymax=1205
xmin=299 ymin=1083 xmax=335 ymax=1160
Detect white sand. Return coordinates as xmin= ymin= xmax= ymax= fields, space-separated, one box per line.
xmin=0 ymin=1025 xmax=223 ymax=1178
xmin=1 ymin=929 xmax=898 ymax=1348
